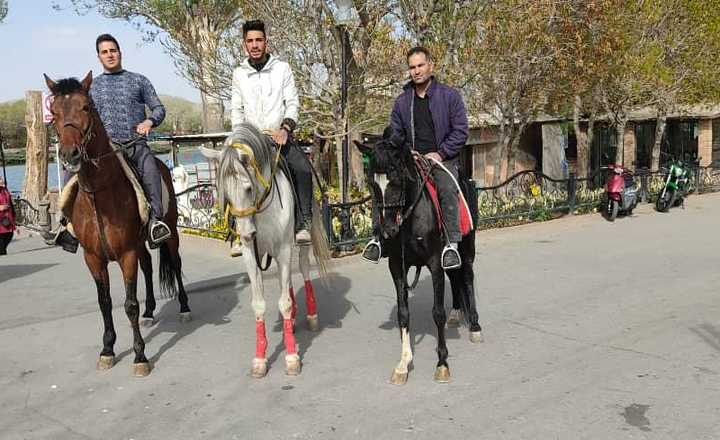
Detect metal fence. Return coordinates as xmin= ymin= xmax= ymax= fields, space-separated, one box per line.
xmin=13 ymin=164 xmax=720 ymax=249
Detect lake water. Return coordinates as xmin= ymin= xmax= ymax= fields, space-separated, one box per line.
xmin=2 ymin=149 xmax=211 ymax=195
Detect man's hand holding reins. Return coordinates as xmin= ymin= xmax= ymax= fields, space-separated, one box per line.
xmin=273 ymin=125 xmax=291 ymax=146
xmin=424 ymin=151 xmax=443 ymax=162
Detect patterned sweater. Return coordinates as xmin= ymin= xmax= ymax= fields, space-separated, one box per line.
xmin=89 ymin=70 xmax=166 ymax=142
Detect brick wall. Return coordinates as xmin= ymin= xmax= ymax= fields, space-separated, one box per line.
xmin=698 ymin=119 xmax=712 ymax=166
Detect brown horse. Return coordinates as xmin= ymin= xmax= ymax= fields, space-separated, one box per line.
xmin=44 ymin=72 xmax=191 ymax=377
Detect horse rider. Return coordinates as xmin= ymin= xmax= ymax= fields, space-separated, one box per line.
xmin=363 ymin=46 xmax=469 ymax=270
xmin=50 ymin=33 xmax=171 ymax=250
xmin=229 ymin=19 xmax=312 ymax=257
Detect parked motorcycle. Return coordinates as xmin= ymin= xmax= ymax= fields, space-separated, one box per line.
xmin=602 ymin=164 xmax=638 ymax=221
xmin=655 ymin=155 xmax=699 ymax=212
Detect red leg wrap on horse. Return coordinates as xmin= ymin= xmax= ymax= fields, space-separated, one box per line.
xmin=304 ymin=280 xmax=317 ymax=316
xmin=283 ymin=318 xmax=296 ymax=355
xmin=289 ymin=286 xmax=297 ymax=319
xmin=255 ymin=320 xmax=268 ymax=359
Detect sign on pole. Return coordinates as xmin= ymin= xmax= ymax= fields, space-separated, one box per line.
xmin=42 ymin=91 xmax=54 ymax=123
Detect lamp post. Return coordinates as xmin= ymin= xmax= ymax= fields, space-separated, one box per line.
xmin=335 ymin=0 xmax=354 ymax=249
xmin=0 ymin=129 xmax=6 ymax=185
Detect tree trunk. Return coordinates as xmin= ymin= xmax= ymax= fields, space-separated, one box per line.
xmin=201 ymin=91 xmax=225 ymax=133
xmin=349 ymin=129 xmax=365 ymax=191
xmin=573 ymin=95 xmax=594 ymax=179
xmin=311 ymin=134 xmax=324 ymax=183
xmin=615 ymin=119 xmax=626 ymax=165
xmin=651 ymin=107 xmax=667 ymax=171
xmin=493 ymin=123 xmax=511 ymax=185
xmin=22 ymin=91 xmax=48 ymax=206
xmin=586 ymin=113 xmax=596 ymax=176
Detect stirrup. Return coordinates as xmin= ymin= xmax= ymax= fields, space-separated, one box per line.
xmin=150 ymin=220 xmax=172 ymax=246
xmin=441 ymin=245 xmax=461 ymax=270
xmin=362 ymin=238 xmax=381 ymax=264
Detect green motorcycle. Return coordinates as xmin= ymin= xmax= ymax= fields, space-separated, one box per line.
xmin=655 ymin=156 xmax=699 ymax=212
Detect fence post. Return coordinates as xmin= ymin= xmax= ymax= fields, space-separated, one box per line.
xmin=640 ymin=171 xmax=648 ymax=203
xmin=695 ymin=165 xmax=701 ymax=192
xmin=322 ymin=195 xmax=332 ymax=245
xmin=567 ymin=172 xmax=576 ymax=215
xmin=38 ymin=199 xmax=51 ymax=234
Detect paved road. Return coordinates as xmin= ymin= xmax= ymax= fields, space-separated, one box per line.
xmin=1 ymin=193 xmax=719 ymax=439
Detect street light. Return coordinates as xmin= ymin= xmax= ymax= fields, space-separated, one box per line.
xmin=335 ymin=0 xmax=355 ymax=249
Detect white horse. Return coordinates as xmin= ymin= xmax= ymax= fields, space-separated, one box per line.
xmin=172 ymin=165 xmax=191 ymax=223
xmin=200 ymin=123 xmax=331 ymax=378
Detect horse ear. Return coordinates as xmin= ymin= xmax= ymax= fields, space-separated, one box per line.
xmin=354 ymin=139 xmax=373 ymax=157
xmin=199 ymin=146 xmax=221 ymax=163
xmin=80 ymin=71 xmax=93 ymax=93
xmin=44 ymin=74 xmax=56 ymax=91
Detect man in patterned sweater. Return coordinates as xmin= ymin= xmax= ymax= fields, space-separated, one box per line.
xmin=89 ymin=33 xmax=171 ymax=245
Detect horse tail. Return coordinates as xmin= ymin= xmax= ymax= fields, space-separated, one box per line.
xmin=310 ymin=199 xmax=332 ymax=287
xmin=158 ymin=242 xmax=179 ymax=300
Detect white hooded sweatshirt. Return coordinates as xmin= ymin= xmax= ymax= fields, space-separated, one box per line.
xmin=231 ymin=55 xmax=300 ymax=132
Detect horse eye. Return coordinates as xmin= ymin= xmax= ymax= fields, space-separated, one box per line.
xmin=82 ymin=105 xmax=90 ymax=112
xmin=244 ymin=187 xmax=252 ymax=194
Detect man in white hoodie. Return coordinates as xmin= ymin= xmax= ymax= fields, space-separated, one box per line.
xmin=230 ymin=19 xmax=312 ymax=248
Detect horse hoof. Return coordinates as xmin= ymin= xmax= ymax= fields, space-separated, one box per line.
xmin=390 ymin=370 xmax=408 ymax=386
xmin=179 ymin=312 xmax=192 ymax=323
xmin=139 ymin=317 xmax=154 ymax=328
xmin=446 ymin=312 xmax=460 ymax=328
xmin=434 ymin=365 xmax=451 ymax=383
xmin=133 ymin=362 xmax=151 ymax=377
xmin=470 ymin=331 xmax=485 ymax=343
xmin=250 ymin=358 xmax=267 ymax=378
xmin=307 ymin=315 xmax=320 ymax=332
xmin=285 ymin=355 xmax=301 ymax=376
xmin=97 ymin=355 xmax=114 ymax=370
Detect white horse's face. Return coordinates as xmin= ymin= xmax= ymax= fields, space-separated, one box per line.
xmin=224 ymin=152 xmax=260 ymax=243
xmin=171 ymin=165 xmax=189 ymax=193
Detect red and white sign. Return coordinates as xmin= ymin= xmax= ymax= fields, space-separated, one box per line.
xmin=42 ymin=91 xmax=54 ymax=123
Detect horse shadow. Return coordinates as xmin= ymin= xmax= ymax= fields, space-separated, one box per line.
xmin=0 ymin=263 xmax=58 ymax=284
xmin=114 ymin=272 xmax=246 ymax=365
xmin=266 ymin=273 xmax=356 ymax=367
xmin=377 ymin=273 xmax=469 ymax=345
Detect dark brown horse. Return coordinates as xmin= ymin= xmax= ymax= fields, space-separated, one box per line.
xmin=44 ymin=72 xmax=191 ymax=377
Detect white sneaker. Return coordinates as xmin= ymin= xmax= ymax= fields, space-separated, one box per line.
xmin=231 ymin=242 xmax=243 ymax=257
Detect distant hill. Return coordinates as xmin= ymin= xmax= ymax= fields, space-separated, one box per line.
xmin=155 ymin=94 xmax=203 ymax=134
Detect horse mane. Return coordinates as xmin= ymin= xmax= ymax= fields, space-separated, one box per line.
xmin=49 ymin=77 xmax=83 ymax=96
xmin=217 ymin=123 xmax=275 ymax=210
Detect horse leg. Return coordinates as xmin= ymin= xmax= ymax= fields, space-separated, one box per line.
xmin=447 ymin=274 xmax=461 ymax=328
xmin=462 ymin=262 xmax=484 ymax=343
xmin=138 ymin=246 xmax=155 ymax=327
xmin=168 ymin=232 xmax=191 ymax=321
xmin=299 ymin=244 xmax=319 ymax=331
xmin=119 ymin=251 xmax=150 ymax=377
xmin=86 ymin=252 xmax=115 ymax=370
xmin=277 ymin=247 xmax=301 ymax=375
xmin=431 ymin=264 xmax=450 ymax=383
xmin=389 ymin=257 xmax=412 ymax=385
xmin=244 ymin=250 xmax=268 ymax=378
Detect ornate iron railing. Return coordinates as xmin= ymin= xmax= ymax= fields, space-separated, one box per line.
xmin=11 ymin=196 xmax=47 ymax=232
xmin=174 ymin=183 xmax=224 ymax=235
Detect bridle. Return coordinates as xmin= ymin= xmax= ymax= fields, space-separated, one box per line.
xmin=54 ymin=93 xmax=117 ymax=167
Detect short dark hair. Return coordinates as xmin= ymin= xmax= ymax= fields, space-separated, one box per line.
xmin=242 ymin=20 xmax=266 ymax=38
xmin=406 ymin=46 xmax=431 ymax=62
xmin=96 ymin=34 xmax=120 ymax=53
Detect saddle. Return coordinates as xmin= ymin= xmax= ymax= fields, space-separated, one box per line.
xmin=412 ymin=156 xmax=473 ymax=236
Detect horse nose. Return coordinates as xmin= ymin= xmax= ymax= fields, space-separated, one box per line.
xmin=241 ymin=230 xmax=256 ymax=243
xmin=62 ymin=146 xmax=81 ymax=163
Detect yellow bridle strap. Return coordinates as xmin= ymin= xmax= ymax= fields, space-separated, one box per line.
xmin=224 ymin=141 xmax=283 ymax=220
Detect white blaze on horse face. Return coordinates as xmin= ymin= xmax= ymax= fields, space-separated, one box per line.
xmin=232 ymin=168 xmax=258 ymax=242
xmin=374 ymin=173 xmax=389 ymax=218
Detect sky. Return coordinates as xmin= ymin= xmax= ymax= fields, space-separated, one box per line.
xmin=0 ymin=1 xmax=200 ymax=103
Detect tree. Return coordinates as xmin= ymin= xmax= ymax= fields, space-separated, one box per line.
xmin=0 ymin=0 xmax=8 ymax=25
xmin=58 ymin=0 xmax=243 ymax=133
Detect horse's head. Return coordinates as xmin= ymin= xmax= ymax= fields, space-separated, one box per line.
xmin=171 ymin=165 xmax=189 ymax=193
xmin=355 ymin=126 xmax=410 ymax=239
xmin=44 ymin=72 xmax=96 ymax=173
xmin=200 ymin=124 xmax=272 ymax=242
